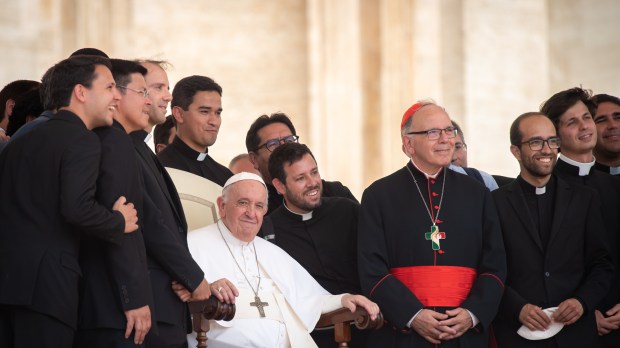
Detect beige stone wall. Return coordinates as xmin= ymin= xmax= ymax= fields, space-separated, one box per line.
xmin=1 ymin=0 xmax=619 ymax=198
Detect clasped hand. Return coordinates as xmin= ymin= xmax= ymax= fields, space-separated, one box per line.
xmin=411 ymin=308 xmax=472 ymax=344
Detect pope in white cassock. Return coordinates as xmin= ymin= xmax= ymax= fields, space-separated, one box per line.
xmin=178 ymin=172 xmax=379 ymax=348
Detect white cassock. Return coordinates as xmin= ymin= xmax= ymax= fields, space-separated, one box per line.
xmin=187 ymin=220 xmax=345 ymax=348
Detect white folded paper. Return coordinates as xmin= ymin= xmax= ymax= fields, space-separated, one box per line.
xmin=517 ymin=307 xmax=564 ymax=340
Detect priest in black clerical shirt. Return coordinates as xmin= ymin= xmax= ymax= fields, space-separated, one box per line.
xmin=492 ymin=112 xmax=613 ymax=348
xmin=591 ymin=93 xmax=620 ymax=176
xmin=157 ymin=75 xmax=232 ymax=187
xmin=541 ymin=88 xmax=620 ymax=347
xmin=264 ymin=142 xmax=365 ymax=347
xmin=244 ymin=112 xmax=357 ymax=216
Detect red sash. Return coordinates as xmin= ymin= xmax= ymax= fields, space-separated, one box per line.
xmin=390 ymin=266 xmax=476 ymax=307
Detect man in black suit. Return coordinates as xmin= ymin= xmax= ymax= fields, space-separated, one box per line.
xmin=492 ymin=112 xmax=613 ymax=347
xmin=0 ymin=55 xmax=139 ymax=348
xmin=245 ymin=112 xmax=357 ymax=216
xmin=75 ymin=59 xmax=154 ymax=348
xmin=133 ymin=59 xmax=212 ymax=348
xmin=541 ymin=88 xmax=620 ymax=347
xmin=157 ymin=75 xmax=233 ymax=186
xmin=591 ymin=93 xmax=620 ymax=176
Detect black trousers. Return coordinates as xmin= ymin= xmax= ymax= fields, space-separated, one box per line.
xmin=0 ymin=305 xmax=74 ymax=348
xmin=145 ymin=322 xmax=188 ymax=348
xmin=74 ymin=328 xmax=144 ymax=348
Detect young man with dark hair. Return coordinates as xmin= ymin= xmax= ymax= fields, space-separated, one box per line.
xmin=267 ymin=142 xmax=364 ymax=347
xmin=0 ymin=55 xmax=138 ymax=348
xmin=246 ymin=112 xmax=357 ymax=215
xmin=592 ymin=93 xmax=620 ymax=175
xmin=541 ymin=88 xmax=620 ymax=347
xmin=0 ymin=79 xmax=40 ymax=142
xmin=76 ymin=58 xmax=153 ymax=348
xmin=153 ymin=115 xmax=176 ymax=154
xmin=5 ymin=85 xmax=43 ymax=135
xmin=158 ymin=75 xmax=232 ymax=186
xmin=492 ymin=112 xmax=613 ymax=347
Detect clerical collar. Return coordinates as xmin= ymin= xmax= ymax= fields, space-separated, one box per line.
xmin=410 ymin=159 xmax=442 ymax=179
xmin=517 ymin=175 xmax=551 ymax=196
xmin=143 ymin=132 xmax=153 ymax=143
xmin=283 ymin=201 xmax=313 ymax=221
xmin=217 ymin=219 xmax=253 ymax=247
xmin=172 ymin=136 xmax=210 ymax=162
xmin=595 ymin=162 xmax=620 ymax=175
xmin=558 ymin=153 xmax=594 ymax=176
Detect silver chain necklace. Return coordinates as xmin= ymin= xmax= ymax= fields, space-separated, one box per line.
xmin=217 ymin=221 xmax=269 ymax=317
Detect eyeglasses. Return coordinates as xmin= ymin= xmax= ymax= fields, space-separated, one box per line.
xmin=255 ymin=135 xmax=300 ymax=152
xmin=235 ymin=199 xmax=267 ymax=215
xmin=406 ymin=126 xmax=458 ymax=140
xmin=117 ymin=85 xmax=149 ymax=98
xmin=455 ymin=143 xmax=467 ymax=151
xmin=519 ymin=137 xmax=561 ymax=151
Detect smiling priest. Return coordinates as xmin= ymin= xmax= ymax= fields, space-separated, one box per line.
xmin=180 ymin=172 xmax=379 ymax=348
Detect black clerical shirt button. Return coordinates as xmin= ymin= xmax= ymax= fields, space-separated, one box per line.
xmin=545 ymin=272 xmax=550 ymax=277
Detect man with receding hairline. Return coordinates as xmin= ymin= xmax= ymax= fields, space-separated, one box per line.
xmin=180 ymin=172 xmax=378 ymax=348
xmin=132 ymin=60 xmax=213 ymax=348
xmin=492 ymin=111 xmax=613 ymax=347
xmin=358 ymin=100 xmax=506 ymax=347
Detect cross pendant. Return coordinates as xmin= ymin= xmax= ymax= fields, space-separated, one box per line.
xmin=250 ymin=295 xmax=269 ymax=317
xmin=425 ymin=225 xmax=446 ymax=251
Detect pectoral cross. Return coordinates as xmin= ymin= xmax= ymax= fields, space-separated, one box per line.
xmin=250 ymin=296 xmax=269 ymax=317
xmin=425 ymin=225 xmax=446 ymax=251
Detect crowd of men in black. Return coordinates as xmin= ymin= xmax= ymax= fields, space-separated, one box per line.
xmin=0 ymin=48 xmax=619 ymax=348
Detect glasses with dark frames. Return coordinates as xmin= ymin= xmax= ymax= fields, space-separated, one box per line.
xmin=519 ymin=137 xmax=561 ymax=151
xmin=406 ymin=126 xmax=458 ymax=140
xmin=255 ymin=135 xmax=300 ymax=152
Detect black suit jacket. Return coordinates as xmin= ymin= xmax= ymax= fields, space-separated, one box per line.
xmin=0 ymin=110 xmax=125 ymax=329
xmin=77 ymin=121 xmax=152 ymax=331
xmin=492 ymin=175 xmax=613 ymax=347
xmin=130 ymin=131 xmax=205 ymax=330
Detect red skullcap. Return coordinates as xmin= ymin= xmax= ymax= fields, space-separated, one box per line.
xmin=401 ymin=102 xmax=430 ymax=130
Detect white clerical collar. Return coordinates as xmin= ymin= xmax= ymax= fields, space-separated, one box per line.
xmin=143 ymin=132 xmax=153 ymax=143
xmin=535 ymin=186 xmax=546 ymax=195
xmin=217 ymin=220 xmax=253 ymax=247
xmin=559 ymin=153 xmax=594 ymax=176
xmin=283 ymin=201 xmax=313 ymax=221
xmin=410 ymin=159 xmax=442 ymax=179
xmin=197 ymin=152 xmax=207 ymax=161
